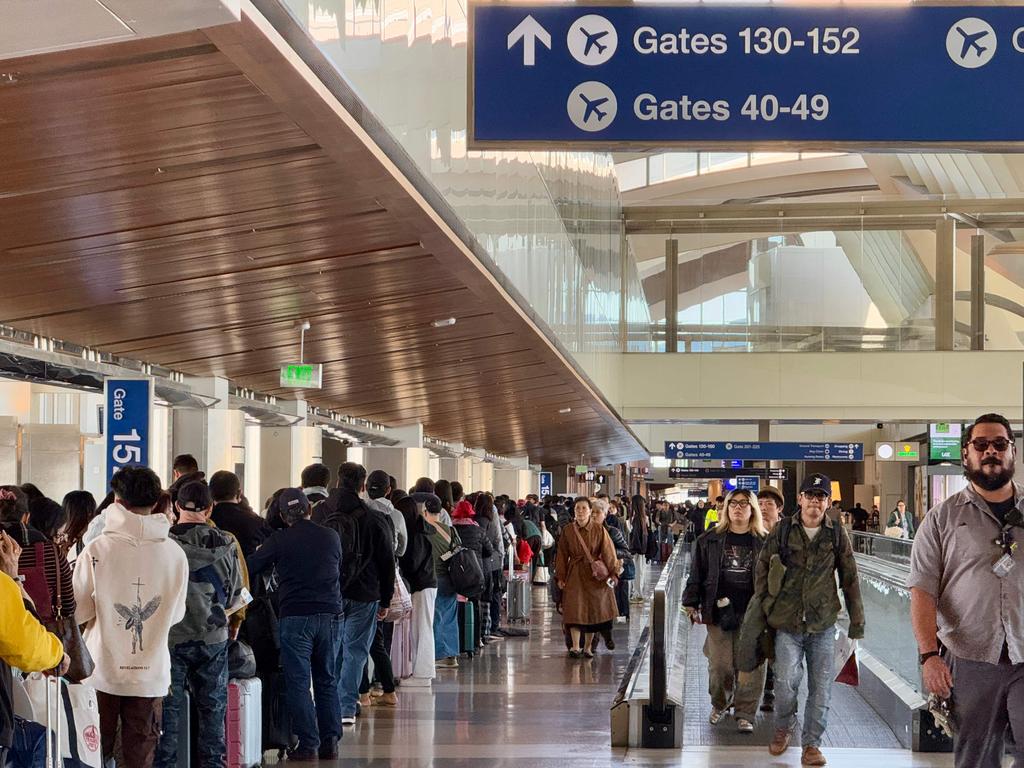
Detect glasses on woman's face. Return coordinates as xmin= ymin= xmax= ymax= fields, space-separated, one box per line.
xmin=968 ymin=437 xmax=1012 ymax=453
xmin=727 ymin=499 xmax=750 ymax=510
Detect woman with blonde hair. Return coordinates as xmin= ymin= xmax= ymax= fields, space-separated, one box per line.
xmin=681 ymin=488 xmax=768 ymax=733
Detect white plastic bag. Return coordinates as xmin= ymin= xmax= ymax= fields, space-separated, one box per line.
xmin=21 ymin=673 xmax=102 ymax=768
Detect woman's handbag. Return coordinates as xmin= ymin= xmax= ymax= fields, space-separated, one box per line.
xmin=532 ymin=552 xmax=550 ymax=585
xmin=46 ymin=543 xmax=94 ymax=684
xmin=383 ymin=575 xmax=413 ymax=623
xmin=620 ymin=557 xmax=636 ymax=581
xmin=884 ymin=525 xmax=905 ymax=539
xmin=571 ymin=524 xmax=610 ymax=582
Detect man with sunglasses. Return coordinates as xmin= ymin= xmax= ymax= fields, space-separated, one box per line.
xmin=753 ymin=473 xmax=864 ymax=767
xmin=910 ymin=413 xmax=1024 ymax=768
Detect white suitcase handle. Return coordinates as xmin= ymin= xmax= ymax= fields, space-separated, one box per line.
xmin=44 ymin=675 xmax=63 ymax=768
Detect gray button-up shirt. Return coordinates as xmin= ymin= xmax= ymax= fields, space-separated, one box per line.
xmin=908 ymin=482 xmax=1024 ymax=664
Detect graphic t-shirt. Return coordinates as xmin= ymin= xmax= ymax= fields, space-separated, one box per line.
xmin=717 ymin=531 xmax=755 ymax=617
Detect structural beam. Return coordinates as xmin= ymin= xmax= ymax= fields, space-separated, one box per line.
xmin=664 ymin=239 xmax=679 ymax=353
xmin=971 ymin=234 xmax=986 ymax=351
xmin=934 ymin=218 xmax=956 ymax=352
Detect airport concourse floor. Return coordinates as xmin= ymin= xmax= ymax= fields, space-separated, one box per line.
xmin=327 ymin=585 xmax=959 ymax=768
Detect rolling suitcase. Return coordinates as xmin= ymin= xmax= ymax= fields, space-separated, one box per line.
xmin=459 ymin=599 xmax=476 ymax=656
xmin=389 ymin=616 xmax=414 ymax=680
xmin=506 ymin=572 xmax=532 ymax=624
xmin=227 ymin=678 xmax=262 ymax=768
xmin=260 ymin=669 xmax=295 ymax=757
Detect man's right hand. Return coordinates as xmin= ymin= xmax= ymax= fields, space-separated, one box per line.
xmin=0 ymin=532 xmax=21 ymax=578
xmin=922 ymin=655 xmax=953 ymax=699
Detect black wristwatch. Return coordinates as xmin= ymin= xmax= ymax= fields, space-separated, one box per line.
xmin=919 ymin=650 xmax=940 ymax=665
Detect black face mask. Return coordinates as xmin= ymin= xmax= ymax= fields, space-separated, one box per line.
xmin=965 ymin=457 xmax=1016 ymax=492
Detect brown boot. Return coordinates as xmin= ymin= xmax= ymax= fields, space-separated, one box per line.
xmin=768 ymin=728 xmax=793 ymax=756
xmin=801 ymin=746 xmax=827 ymax=766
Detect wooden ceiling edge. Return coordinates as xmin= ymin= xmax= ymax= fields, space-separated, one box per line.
xmin=201 ymin=3 xmax=647 ymax=464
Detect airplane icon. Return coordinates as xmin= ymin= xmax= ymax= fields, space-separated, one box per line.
xmin=580 ymin=27 xmax=609 ymax=56
xmin=955 ymin=25 xmax=990 ymax=59
xmin=579 ymin=92 xmax=609 ymax=123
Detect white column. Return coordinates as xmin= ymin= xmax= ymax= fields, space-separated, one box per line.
xmin=171 ymin=376 xmax=238 ymax=476
xmin=362 ymin=447 xmax=431 ymax=491
xmin=472 ymin=461 xmax=495 ymax=494
xmin=493 ymin=469 xmax=518 ymax=498
xmin=257 ymin=400 xmax=322 ymax=508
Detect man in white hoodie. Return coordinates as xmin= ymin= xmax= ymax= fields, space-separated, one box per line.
xmin=73 ymin=466 xmax=189 ymax=768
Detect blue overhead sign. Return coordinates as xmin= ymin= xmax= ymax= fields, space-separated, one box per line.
xmin=665 ymin=441 xmax=863 ymax=462
xmin=105 ymin=378 xmax=152 ymax=480
xmin=470 ymin=3 xmax=1024 ymax=148
xmin=539 ymin=471 xmax=553 ymax=498
xmin=735 ymin=476 xmax=761 ymax=492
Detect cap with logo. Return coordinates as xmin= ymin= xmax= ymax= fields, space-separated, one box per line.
xmin=799 ymin=473 xmax=832 ymax=496
xmin=276 ymin=487 xmax=310 ymax=517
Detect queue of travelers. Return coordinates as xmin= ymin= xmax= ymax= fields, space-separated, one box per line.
xmin=0 ymin=456 xmax=566 ymax=768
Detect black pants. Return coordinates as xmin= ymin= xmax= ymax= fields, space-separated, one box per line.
xmin=489 ymin=569 xmax=502 ymax=631
xmin=615 ymin=577 xmax=630 ymax=618
xmin=359 ymin=621 xmax=395 ymax=694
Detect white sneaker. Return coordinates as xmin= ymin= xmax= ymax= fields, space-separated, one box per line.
xmin=709 ymin=708 xmax=727 ymax=725
xmin=615 ymin=616 xmax=627 ymax=624
xmin=736 ymin=718 xmax=754 ymax=734
xmin=401 ymin=677 xmax=433 ymax=687
xmin=341 ymin=716 xmax=356 ymax=726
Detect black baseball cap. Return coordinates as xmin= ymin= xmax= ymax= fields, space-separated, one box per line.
xmin=800 ymin=474 xmax=832 ymax=495
xmin=366 ymin=470 xmax=391 ymax=494
xmin=277 ymin=487 xmax=310 ymax=517
xmin=176 ymin=481 xmax=213 ymax=512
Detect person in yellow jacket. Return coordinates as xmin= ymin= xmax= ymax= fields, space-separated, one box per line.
xmin=704 ymin=496 xmax=724 ymax=531
xmin=0 ymin=529 xmax=68 ymax=765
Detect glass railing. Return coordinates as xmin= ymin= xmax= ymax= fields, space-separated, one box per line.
xmin=851 ymin=532 xmax=914 ymax=568
xmin=649 ymin=537 xmax=688 ymax=712
xmin=854 ymin=554 xmax=921 ymax=694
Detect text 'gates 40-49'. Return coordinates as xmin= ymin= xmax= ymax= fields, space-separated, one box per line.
xmin=469 ymin=3 xmax=1024 ymax=148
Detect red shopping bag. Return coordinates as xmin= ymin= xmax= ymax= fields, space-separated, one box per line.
xmin=836 ymin=650 xmax=860 ymax=686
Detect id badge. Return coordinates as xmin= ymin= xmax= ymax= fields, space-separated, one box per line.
xmin=993 ymin=553 xmax=1016 ymax=578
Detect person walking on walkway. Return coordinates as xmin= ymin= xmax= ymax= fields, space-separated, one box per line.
xmin=756 ymin=486 xmax=785 ymax=713
xmin=754 ymin=473 xmax=864 ymax=767
xmin=910 ymin=413 xmax=1024 ymax=768
xmin=554 ymin=497 xmax=618 ymax=659
xmin=683 ymin=488 xmax=767 ymax=734
xmin=396 ymin=495 xmax=437 ymax=685
xmin=887 ymin=500 xmax=915 ymax=540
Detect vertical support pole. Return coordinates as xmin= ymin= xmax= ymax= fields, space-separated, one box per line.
xmin=665 ymin=238 xmax=679 ymax=353
xmin=971 ymin=234 xmax=986 ymax=351
xmin=934 ymin=218 xmax=956 ymax=351
xmin=758 ymin=420 xmax=771 ymax=442
xmin=620 ymin=219 xmax=629 ymax=351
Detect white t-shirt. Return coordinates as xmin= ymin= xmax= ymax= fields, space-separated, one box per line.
xmin=803 ymin=524 xmax=822 ymax=542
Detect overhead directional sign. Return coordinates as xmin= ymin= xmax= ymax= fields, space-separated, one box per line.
xmin=670 ymin=467 xmax=788 ymax=480
xmin=665 ymin=441 xmax=863 ymax=462
xmin=469 ymin=3 xmax=1024 ymax=148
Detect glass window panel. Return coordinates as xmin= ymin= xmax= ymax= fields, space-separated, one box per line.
xmin=616 ymin=158 xmax=647 ymax=191
xmin=663 ymin=153 xmax=698 ymax=181
xmin=702 ymin=153 xmax=748 ymax=173
xmin=648 ymin=155 xmax=665 ymax=184
xmin=751 ymin=152 xmax=800 ymax=166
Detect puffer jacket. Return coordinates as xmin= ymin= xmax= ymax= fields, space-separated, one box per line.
xmin=451 ymin=519 xmax=493 ymax=567
xmin=682 ymin=528 xmax=766 ymax=615
xmin=753 ymin=516 xmax=864 ymax=638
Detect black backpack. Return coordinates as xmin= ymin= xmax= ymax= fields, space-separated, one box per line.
xmin=326 ymin=503 xmax=371 ymax=593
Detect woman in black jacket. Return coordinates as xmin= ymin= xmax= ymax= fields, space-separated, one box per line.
xmin=395 ymin=496 xmax=438 ymax=684
xmin=451 ymin=500 xmax=492 ymax=655
xmin=681 ymin=488 xmax=767 ymax=734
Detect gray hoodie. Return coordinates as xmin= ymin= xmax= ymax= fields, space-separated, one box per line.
xmin=366 ymin=496 xmax=408 ymax=557
xmin=167 ymin=523 xmax=244 ymax=648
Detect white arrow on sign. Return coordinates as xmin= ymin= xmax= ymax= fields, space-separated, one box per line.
xmin=507 ymin=15 xmax=551 ymax=66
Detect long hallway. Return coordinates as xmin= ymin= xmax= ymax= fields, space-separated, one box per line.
xmin=330 ymin=584 xmax=957 ymax=767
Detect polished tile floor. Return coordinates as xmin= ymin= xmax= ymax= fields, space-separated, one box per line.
xmin=330 ymin=585 xmax=960 ymax=767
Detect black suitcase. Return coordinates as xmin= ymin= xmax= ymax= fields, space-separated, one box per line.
xmin=261 ymin=669 xmax=296 ymax=757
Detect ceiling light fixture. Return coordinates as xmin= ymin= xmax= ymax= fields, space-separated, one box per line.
xmin=559 ymin=407 xmax=572 ymax=414
xmin=431 ymin=317 xmax=457 ymax=328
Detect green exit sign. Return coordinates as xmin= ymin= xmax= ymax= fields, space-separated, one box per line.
xmin=575 ymin=464 xmax=589 ymax=475
xmin=279 ymin=363 xmax=323 ymax=389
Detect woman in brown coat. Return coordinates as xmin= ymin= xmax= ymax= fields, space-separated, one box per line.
xmin=555 ymin=497 xmax=619 ymax=658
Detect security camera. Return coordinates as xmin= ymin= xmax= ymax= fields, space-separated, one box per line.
xmin=876 ymin=423 xmax=884 ymax=430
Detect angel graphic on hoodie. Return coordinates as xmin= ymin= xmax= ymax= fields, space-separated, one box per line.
xmin=114 ymin=578 xmax=162 ymax=654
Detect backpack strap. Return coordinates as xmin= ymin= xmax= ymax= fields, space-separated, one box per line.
xmin=779 ymin=516 xmax=841 ymax=568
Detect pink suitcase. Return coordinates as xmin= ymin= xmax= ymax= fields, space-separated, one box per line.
xmin=389 ymin=616 xmax=414 ymax=680
xmin=227 ymin=678 xmax=262 ymax=768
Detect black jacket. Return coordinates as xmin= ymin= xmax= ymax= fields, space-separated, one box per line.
xmin=399 ymin=516 xmax=437 ymax=593
xmin=605 ymin=522 xmax=631 ymax=561
xmin=212 ymin=501 xmax=272 ymax=558
xmin=321 ymin=489 xmax=396 ymax=607
xmin=451 ymin=520 xmax=493 ymax=566
xmin=682 ymin=528 xmax=766 ymax=614
xmin=168 ymin=471 xmax=206 ymax=504
xmin=246 ymin=519 xmax=342 ymax=618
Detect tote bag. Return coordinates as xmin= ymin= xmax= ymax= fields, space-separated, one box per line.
xmin=19 ymin=674 xmax=102 ymax=768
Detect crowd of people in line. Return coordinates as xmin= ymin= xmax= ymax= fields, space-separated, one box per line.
xmin=0 ymin=411 xmax=1020 ymax=768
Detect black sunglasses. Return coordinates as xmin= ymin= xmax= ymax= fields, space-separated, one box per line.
xmin=967 ymin=437 xmax=1012 ymax=453
xmin=802 ymin=490 xmax=829 ymax=500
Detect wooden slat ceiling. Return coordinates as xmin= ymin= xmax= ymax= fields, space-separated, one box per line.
xmin=0 ymin=14 xmax=645 ymax=466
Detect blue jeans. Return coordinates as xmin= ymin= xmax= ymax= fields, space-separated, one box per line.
xmin=433 ymin=581 xmax=460 ymax=660
xmin=773 ymin=626 xmax=836 ymax=748
xmin=335 ymin=599 xmax=380 ymax=718
xmin=280 ymin=614 xmax=343 ymax=751
xmin=154 ymin=640 xmax=228 ymax=768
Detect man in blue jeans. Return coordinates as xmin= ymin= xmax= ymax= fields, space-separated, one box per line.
xmin=749 ymin=474 xmax=864 ymax=767
xmin=321 ymin=463 xmax=397 ymax=726
xmin=247 ymin=489 xmax=343 ymax=760
xmin=155 ymin=481 xmax=245 ymax=768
